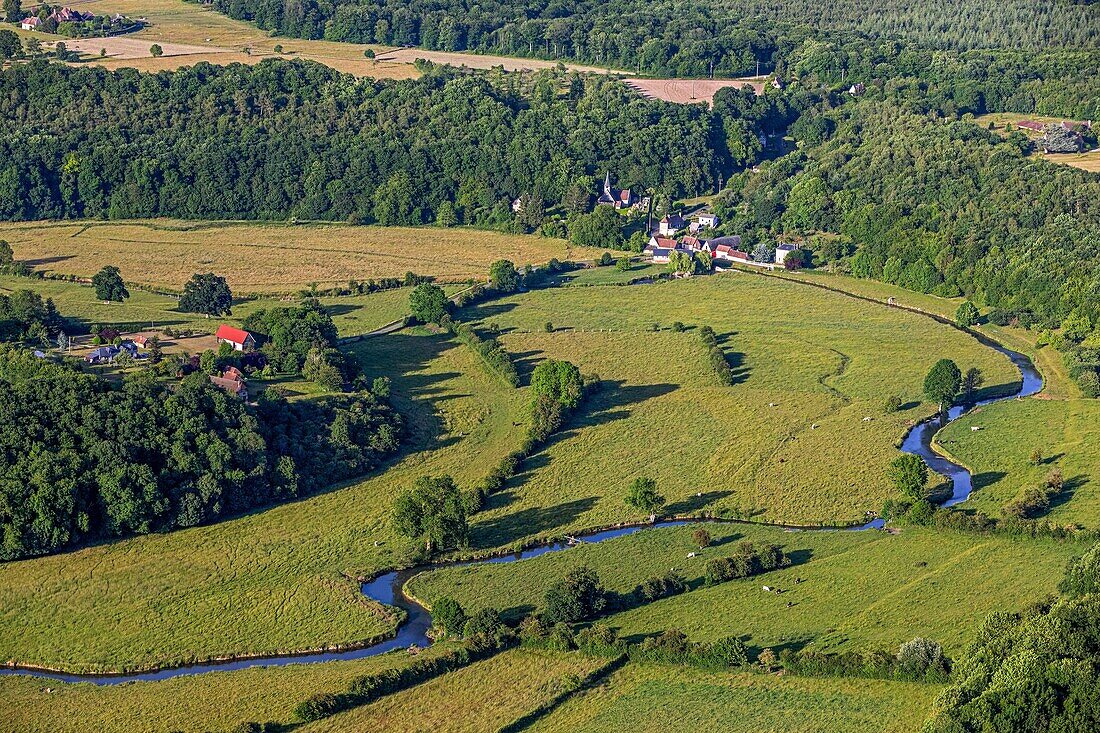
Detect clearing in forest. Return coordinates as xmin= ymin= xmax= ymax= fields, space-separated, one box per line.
xmin=625 ymin=77 xmax=765 ymax=106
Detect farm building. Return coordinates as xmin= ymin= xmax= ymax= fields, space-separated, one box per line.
xmin=775 ymin=243 xmax=799 ymax=265
xmin=210 ymin=369 xmax=248 ymax=399
xmin=215 ymin=325 xmax=256 ymax=352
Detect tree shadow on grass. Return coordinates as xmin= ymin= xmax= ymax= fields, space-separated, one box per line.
xmin=665 ymin=491 xmax=733 ymax=515
xmin=470 ymin=496 xmax=599 ymax=549
xmin=1047 ymin=475 xmax=1089 ymax=513
xmin=970 ymin=471 xmax=1007 ymax=492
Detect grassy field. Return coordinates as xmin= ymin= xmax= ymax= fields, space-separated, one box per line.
xmin=0 ymin=329 xmax=527 ymax=672
xmin=410 ymin=523 xmax=1080 ymax=657
xmin=0 ymin=274 xmax=420 ymax=337
xmin=936 ymin=399 xmax=1100 ymax=526
xmin=0 ymin=647 xmax=448 ymax=733
xmin=0 ymin=274 xmax=1021 ymax=672
xmin=23 ymin=0 xmax=419 ymax=78
xmin=0 ymin=220 xmax=602 ymax=292
xmin=466 ymin=274 xmax=1018 ymax=529
xmin=301 ymin=649 xmax=603 ymax=732
xmin=528 ymin=662 xmax=941 ymax=733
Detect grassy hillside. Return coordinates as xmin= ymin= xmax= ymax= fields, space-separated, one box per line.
xmin=468 ymin=275 xmax=1018 ymax=528
xmin=527 ymin=662 xmax=940 ymax=733
xmin=410 ymin=523 xmax=1080 ymax=656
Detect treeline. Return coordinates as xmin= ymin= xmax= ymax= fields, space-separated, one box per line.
xmin=204 ymin=0 xmax=1099 ymax=58
xmin=715 ymin=101 xmax=1100 ymax=333
xmin=0 ymin=60 xmax=747 ymax=224
xmin=0 ymin=348 xmax=401 ymax=560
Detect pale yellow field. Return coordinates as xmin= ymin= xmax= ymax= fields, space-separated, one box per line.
xmin=373 ymin=47 xmax=628 ymax=74
xmin=625 ymin=77 xmax=765 ymax=105
xmin=1044 ymin=151 xmax=1100 ymax=172
xmin=0 ymin=220 xmax=603 ymax=292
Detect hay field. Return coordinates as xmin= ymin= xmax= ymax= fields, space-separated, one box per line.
xmin=373 ymin=47 xmax=627 ymax=74
xmin=1044 ymin=151 xmax=1100 ymax=173
xmin=528 ymin=662 xmax=940 ymax=733
xmin=625 ymin=77 xmax=765 ymax=106
xmin=1 ymin=220 xmax=597 ymax=292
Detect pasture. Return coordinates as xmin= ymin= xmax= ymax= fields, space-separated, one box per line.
xmin=0 ymin=647 xmax=449 ymax=733
xmin=936 ymin=398 xmax=1100 ymax=526
xmin=466 ymin=274 xmax=1019 ymax=529
xmin=0 ymin=220 xmax=598 ymax=292
xmin=409 ymin=523 xmax=1080 ymax=656
xmin=0 ymin=274 xmax=1022 ymax=672
xmin=528 ymin=662 xmax=940 ymax=733
xmin=300 ymin=649 xmax=604 ymax=732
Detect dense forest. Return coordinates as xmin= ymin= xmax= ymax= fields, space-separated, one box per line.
xmin=207 ymin=0 xmax=1100 ymax=53
xmin=205 ymin=0 xmax=1099 ymax=117
xmin=714 ymin=100 xmax=1100 ymax=330
xmin=0 ymin=348 xmax=402 ymax=560
xmin=0 ymin=60 xmax=779 ymax=224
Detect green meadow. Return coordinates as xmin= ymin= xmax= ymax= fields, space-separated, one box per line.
xmin=528 ymin=662 xmax=941 ymax=733
xmin=0 ymin=647 xmax=451 ymax=733
xmin=410 ymin=523 xmax=1080 ymax=657
xmin=0 ymin=274 xmax=1025 ymax=672
xmin=937 ymin=398 xmax=1100 ymax=526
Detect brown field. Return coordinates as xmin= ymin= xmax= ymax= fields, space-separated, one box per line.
xmin=625 ymin=77 xmax=765 ymax=105
xmin=1044 ymin=151 xmax=1100 ymax=173
xmin=0 ymin=220 xmax=605 ymax=292
xmin=373 ymin=47 xmax=627 ymax=74
xmin=63 ymin=35 xmax=230 ymax=58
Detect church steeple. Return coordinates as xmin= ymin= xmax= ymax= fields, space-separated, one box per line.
xmin=603 ymin=171 xmax=612 ymax=196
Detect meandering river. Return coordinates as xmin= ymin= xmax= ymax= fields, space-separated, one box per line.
xmin=0 ymin=334 xmax=1042 ymax=685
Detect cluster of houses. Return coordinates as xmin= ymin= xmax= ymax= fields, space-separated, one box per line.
xmin=644 ymin=216 xmax=798 ymax=269
xmin=20 ymin=7 xmax=94 ymax=29
xmin=84 ymin=335 xmax=150 ymax=365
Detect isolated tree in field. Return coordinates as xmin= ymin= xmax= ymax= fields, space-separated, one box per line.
xmin=489 ymin=259 xmax=520 ymax=292
xmin=625 ymin=476 xmax=665 ymax=515
xmin=392 ymin=474 xmax=468 ymax=553
xmin=530 ymin=358 xmax=583 ymax=409
xmin=149 ymin=44 xmax=163 ymax=58
xmin=923 ymin=359 xmax=961 ymax=414
xmin=0 ymin=239 xmax=12 ymax=265
xmin=409 ymin=283 xmax=448 ymax=324
xmin=887 ymin=454 xmax=928 ymax=501
xmin=179 ymin=273 xmax=232 ymax=316
xmin=92 ymin=265 xmax=129 ymax=303
xmin=961 ymin=367 xmax=983 ymax=403
xmin=543 ymin=566 xmax=607 ymax=623
xmin=598 ymin=251 xmax=613 ymax=266
xmin=692 ymin=527 xmax=712 ymax=548
xmin=955 ymin=301 xmax=979 ymax=328
xmin=616 ymin=255 xmax=630 ymax=272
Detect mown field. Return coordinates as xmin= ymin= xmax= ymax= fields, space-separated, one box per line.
xmin=410 ymin=523 xmax=1080 ymax=656
xmin=528 ymin=662 xmax=941 ymax=733
xmin=0 ymin=220 xmax=601 ymax=292
xmin=300 ymin=649 xmax=603 ymax=732
xmin=0 ymin=274 xmax=1021 ymax=672
xmin=467 ymin=274 xmax=1018 ymax=529
xmin=0 ymin=647 xmax=451 ymax=733
xmin=0 ymin=274 xmax=420 ymax=338
xmin=937 ymin=399 xmax=1100 ymax=526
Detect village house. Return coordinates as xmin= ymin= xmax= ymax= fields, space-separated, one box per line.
xmin=775 ymin=243 xmax=798 ymax=265
xmin=680 ymin=235 xmax=706 ymax=252
xmin=215 ymin=324 xmax=256 ymax=352
xmin=49 ymin=7 xmax=94 ymax=22
xmin=848 ymin=82 xmax=866 ymax=96
xmin=658 ymin=213 xmax=687 ymax=236
xmin=20 ymin=16 xmax=42 ymax=29
xmin=703 ymin=235 xmax=741 ymax=257
xmin=643 ymin=235 xmax=695 ymax=263
xmin=210 ymin=368 xmax=248 ymax=400
xmin=689 ymin=210 xmax=719 ymax=232
xmin=84 ymin=341 xmax=138 ymax=365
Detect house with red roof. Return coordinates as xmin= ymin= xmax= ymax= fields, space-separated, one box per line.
xmin=215 ymin=325 xmax=256 ymax=352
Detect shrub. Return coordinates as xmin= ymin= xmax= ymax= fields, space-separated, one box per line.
xmin=543 ymin=566 xmax=608 ymax=623
xmin=896 ymin=637 xmax=948 ymax=679
xmin=432 ymin=596 xmax=466 ymax=637
xmin=882 ymin=394 xmax=903 ymax=413
xmin=634 ymin=570 xmax=687 ymax=603
xmin=294 ymin=693 xmax=345 ymax=722
xmin=692 ymin=527 xmax=712 ymax=548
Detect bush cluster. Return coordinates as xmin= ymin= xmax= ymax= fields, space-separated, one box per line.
xmin=703 ymin=541 xmax=790 ymax=585
xmin=1002 ymin=468 xmax=1065 ymax=519
xmin=446 ymin=321 xmax=520 ymax=387
xmin=779 ymin=638 xmax=950 ymax=683
xmin=698 ymin=325 xmax=735 ymax=386
xmin=634 ymin=570 xmax=688 ymax=603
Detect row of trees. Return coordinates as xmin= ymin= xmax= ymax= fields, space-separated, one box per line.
xmin=0 ymin=348 xmax=401 ymax=560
